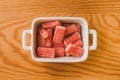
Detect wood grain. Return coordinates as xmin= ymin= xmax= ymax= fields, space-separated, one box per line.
xmin=0 ymin=0 xmax=120 ymax=80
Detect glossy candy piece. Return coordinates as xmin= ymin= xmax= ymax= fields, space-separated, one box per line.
xmin=46 ymin=29 xmax=53 ymax=47
xmin=37 ymin=47 xmax=55 ymax=58
xmin=74 ymin=40 xmax=83 ymax=47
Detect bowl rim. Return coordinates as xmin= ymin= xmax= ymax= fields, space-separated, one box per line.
xmin=31 ymin=17 xmax=89 ymax=62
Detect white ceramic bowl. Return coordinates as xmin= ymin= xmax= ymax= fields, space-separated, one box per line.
xmin=22 ymin=17 xmax=97 ymax=62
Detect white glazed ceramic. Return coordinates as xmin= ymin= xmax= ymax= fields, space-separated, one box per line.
xmin=22 ymin=17 xmax=97 ymax=62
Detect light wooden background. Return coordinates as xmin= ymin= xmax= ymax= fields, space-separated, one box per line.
xmin=0 ymin=0 xmax=120 ymax=80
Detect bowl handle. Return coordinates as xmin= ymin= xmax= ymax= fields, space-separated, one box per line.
xmin=89 ymin=29 xmax=97 ymax=50
xmin=22 ymin=30 xmax=32 ymax=51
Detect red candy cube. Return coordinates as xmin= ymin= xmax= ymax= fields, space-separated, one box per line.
xmin=37 ymin=20 xmax=84 ymax=58
xmin=64 ymin=32 xmax=81 ymax=46
xmin=42 ymin=20 xmax=62 ymax=29
xmin=65 ymin=44 xmax=84 ymax=57
xmin=53 ymin=26 xmax=66 ymax=43
xmin=53 ymin=43 xmax=66 ymax=47
xmin=74 ymin=40 xmax=83 ymax=47
xmin=64 ymin=24 xmax=79 ymax=36
xmin=46 ymin=29 xmax=53 ymax=47
xmin=39 ymin=29 xmax=49 ymax=39
xmin=38 ymin=35 xmax=46 ymax=47
xmin=37 ymin=47 xmax=55 ymax=58
xmin=54 ymin=47 xmax=65 ymax=57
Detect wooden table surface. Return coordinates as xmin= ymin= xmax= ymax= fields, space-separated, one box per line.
xmin=0 ymin=0 xmax=120 ymax=80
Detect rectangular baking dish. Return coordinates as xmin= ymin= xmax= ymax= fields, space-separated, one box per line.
xmin=22 ymin=17 xmax=97 ymax=62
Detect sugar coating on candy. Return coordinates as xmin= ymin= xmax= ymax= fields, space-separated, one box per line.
xmin=74 ymin=40 xmax=83 ymax=47
xmin=54 ymin=47 xmax=65 ymax=57
xmin=46 ymin=29 xmax=53 ymax=47
xmin=42 ymin=20 xmax=62 ymax=29
xmin=37 ymin=21 xmax=84 ymax=58
xmin=38 ymin=35 xmax=46 ymax=47
xmin=64 ymin=24 xmax=79 ymax=36
xmin=53 ymin=43 xmax=66 ymax=47
xmin=39 ymin=29 xmax=49 ymax=39
xmin=65 ymin=44 xmax=84 ymax=57
xmin=64 ymin=32 xmax=81 ymax=46
xmin=53 ymin=26 xmax=66 ymax=43
xmin=37 ymin=47 xmax=55 ymax=58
